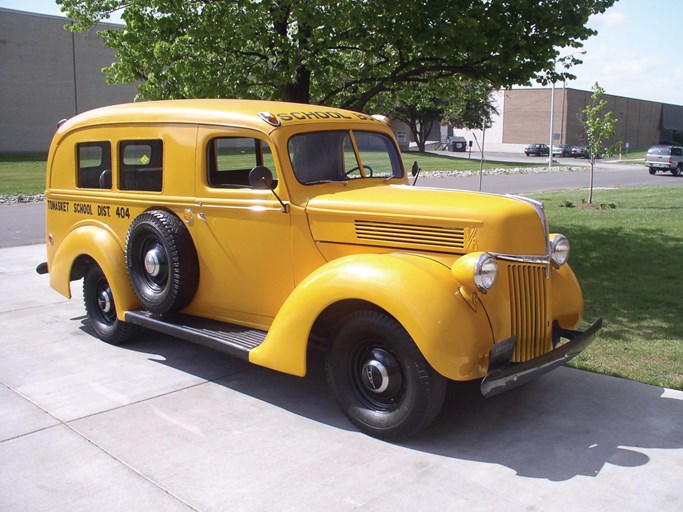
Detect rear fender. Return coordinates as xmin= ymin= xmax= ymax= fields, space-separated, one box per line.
xmin=249 ymin=253 xmax=494 ymax=379
xmin=49 ymin=225 xmax=139 ymax=319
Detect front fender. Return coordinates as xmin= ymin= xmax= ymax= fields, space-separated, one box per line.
xmin=550 ymin=263 xmax=584 ymax=330
xmin=49 ymin=225 xmax=139 ymax=319
xmin=249 ymin=253 xmax=494 ymax=380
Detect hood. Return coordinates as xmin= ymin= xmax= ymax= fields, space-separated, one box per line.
xmin=306 ymin=185 xmax=548 ymax=256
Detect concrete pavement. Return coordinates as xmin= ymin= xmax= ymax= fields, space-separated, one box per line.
xmin=1 ymin=243 xmax=682 ymax=511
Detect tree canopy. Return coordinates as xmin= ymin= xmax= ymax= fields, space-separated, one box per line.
xmin=59 ymin=0 xmax=615 ymax=110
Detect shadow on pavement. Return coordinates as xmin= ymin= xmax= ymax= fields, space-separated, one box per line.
xmin=80 ymin=319 xmax=683 ymax=482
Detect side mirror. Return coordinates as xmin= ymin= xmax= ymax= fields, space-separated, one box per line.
xmin=248 ymin=166 xmax=274 ymax=190
xmin=411 ymin=160 xmax=419 ymax=177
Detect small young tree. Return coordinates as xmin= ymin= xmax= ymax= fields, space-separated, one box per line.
xmin=581 ymin=82 xmax=619 ymax=203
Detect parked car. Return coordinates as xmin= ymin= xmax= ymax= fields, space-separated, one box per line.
xmin=37 ymin=99 xmax=600 ymax=440
xmin=645 ymin=144 xmax=683 ymax=176
xmin=571 ymin=146 xmax=590 ymax=158
xmin=524 ymin=143 xmax=549 ymax=156
xmin=552 ymin=144 xmax=573 ymax=157
xmin=572 ymin=146 xmax=603 ymax=159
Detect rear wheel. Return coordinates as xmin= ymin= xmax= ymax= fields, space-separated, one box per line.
xmin=326 ymin=310 xmax=446 ymax=440
xmin=672 ymin=164 xmax=682 ymax=177
xmin=649 ymin=168 xmax=656 ymax=175
xmin=83 ymin=263 xmax=135 ymax=344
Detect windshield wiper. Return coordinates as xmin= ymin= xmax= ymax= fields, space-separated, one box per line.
xmin=305 ymin=179 xmax=348 ymax=186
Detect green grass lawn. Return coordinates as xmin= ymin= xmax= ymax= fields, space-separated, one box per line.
xmin=530 ymin=187 xmax=683 ymax=390
xmin=0 ymin=153 xmax=48 ymax=195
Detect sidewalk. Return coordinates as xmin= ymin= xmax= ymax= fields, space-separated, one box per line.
xmin=1 ymin=243 xmax=682 ymax=511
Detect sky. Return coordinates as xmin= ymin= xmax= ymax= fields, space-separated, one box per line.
xmin=2 ymin=0 xmax=682 ymax=106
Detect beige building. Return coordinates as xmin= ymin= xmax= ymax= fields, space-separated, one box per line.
xmin=454 ymin=88 xmax=683 ymax=153
xmin=0 ymin=8 xmax=136 ymax=152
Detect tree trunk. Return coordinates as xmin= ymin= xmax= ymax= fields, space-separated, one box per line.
xmin=282 ymin=65 xmax=311 ymax=104
xmin=588 ymin=160 xmax=595 ymax=204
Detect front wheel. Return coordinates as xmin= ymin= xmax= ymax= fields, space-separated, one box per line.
xmin=326 ymin=310 xmax=446 ymax=440
xmin=83 ymin=263 xmax=136 ymax=344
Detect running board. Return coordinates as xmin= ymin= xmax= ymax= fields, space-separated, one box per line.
xmin=125 ymin=310 xmax=266 ymax=360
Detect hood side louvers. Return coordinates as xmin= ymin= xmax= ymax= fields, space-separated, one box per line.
xmin=355 ymin=220 xmax=466 ymax=249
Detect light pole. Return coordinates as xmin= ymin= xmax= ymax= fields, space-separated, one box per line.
xmin=548 ymin=71 xmax=556 ymax=168
xmin=548 ymin=50 xmax=586 ymax=168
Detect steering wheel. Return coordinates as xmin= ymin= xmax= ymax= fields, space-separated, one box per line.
xmin=344 ymin=165 xmax=374 ymax=178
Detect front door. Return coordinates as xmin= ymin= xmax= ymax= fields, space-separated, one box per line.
xmin=193 ymin=128 xmax=293 ymax=328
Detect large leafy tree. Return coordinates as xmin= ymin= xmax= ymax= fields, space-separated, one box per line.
xmin=59 ymin=0 xmax=614 ymax=110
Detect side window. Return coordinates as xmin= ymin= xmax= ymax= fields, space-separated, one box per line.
xmin=119 ymin=140 xmax=163 ymax=192
xmin=77 ymin=142 xmax=111 ymax=189
xmin=673 ymin=148 xmax=682 ymax=156
xmin=207 ymin=137 xmax=277 ymax=188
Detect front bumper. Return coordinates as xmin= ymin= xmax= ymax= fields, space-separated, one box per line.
xmin=480 ymin=318 xmax=602 ymax=397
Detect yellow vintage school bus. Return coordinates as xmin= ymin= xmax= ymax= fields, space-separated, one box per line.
xmin=38 ymin=99 xmax=601 ymax=439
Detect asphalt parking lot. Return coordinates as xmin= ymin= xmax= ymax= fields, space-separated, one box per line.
xmin=1 ymin=242 xmax=682 ymax=511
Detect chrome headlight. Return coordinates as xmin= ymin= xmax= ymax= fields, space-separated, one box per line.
xmin=452 ymin=252 xmax=498 ymax=294
xmin=474 ymin=253 xmax=498 ymax=292
xmin=550 ymin=234 xmax=570 ymax=267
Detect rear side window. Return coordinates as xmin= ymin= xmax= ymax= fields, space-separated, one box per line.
xmin=77 ymin=142 xmax=111 ymax=189
xmin=119 ymin=140 xmax=163 ymax=192
xmin=672 ymin=147 xmax=682 ymax=156
xmin=649 ymin=146 xmax=672 ymax=156
xmin=207 ymin=137 xmax=277 ymax=188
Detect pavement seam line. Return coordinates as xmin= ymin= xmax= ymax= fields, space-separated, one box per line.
xmin=64 ymin=420 xmax=201 ymax=512
xmin=0 ymin=366 xmax=252 ymax=442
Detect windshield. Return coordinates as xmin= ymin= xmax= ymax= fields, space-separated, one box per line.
xmin=288 ymin=130 xmax=403 ymax=184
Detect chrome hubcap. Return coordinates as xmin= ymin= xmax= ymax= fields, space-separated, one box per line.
xmin=356 ymin=347 xmax=403 ymax=406
xmin=144 ymin=246 xmax=164 ymax=277
xmin=97 ymin=288 xmax=113 ymax=314
xmin=362 ymin=359 xmax=390 ymax=393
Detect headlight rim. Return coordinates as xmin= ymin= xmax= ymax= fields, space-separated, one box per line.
xmin=473 ymin=252 xmax=498 ymax=292
xmin=550 ymin=233 xmax=570 ymax=267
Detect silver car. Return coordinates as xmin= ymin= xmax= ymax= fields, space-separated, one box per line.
xmin=645 ymin=145 xmax=683 ymax=176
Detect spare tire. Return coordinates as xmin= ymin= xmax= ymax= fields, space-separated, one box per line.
xmin=126 ymin=210 xmax=199 ymax=315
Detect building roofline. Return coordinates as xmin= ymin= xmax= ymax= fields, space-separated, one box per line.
xmin=0 ymin=7 xmax=123 ymax=28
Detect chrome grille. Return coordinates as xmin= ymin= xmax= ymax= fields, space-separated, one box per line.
xmin=355 ymin=220 xmax=465 ymax=249
xmin=508 ymin=264 xmax=551 ymax=362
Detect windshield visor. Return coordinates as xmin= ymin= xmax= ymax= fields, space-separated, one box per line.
xmin=288 ymin=130 xmax=403 ymax=184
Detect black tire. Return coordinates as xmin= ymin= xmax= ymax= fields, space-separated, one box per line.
xmin=83 ymin=263 xmax=136 ymax=344
xmin=126 ymin=210 xmax=199 ymax=315
xmin=672 ymin=165 xmax=682 ymax=177
xmin=649 ymin=168 xmax=656 ymax=175
xmin=326 ymin=310 xmax=447 ymax=440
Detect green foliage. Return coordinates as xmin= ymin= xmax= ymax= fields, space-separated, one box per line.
xmin=581 ymin=82 xmax=619 ymax=203
xmin=57 ymin=0 xmax=615 ymax=109
xmin=532 ymin=187 xmax=683 ymax=390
